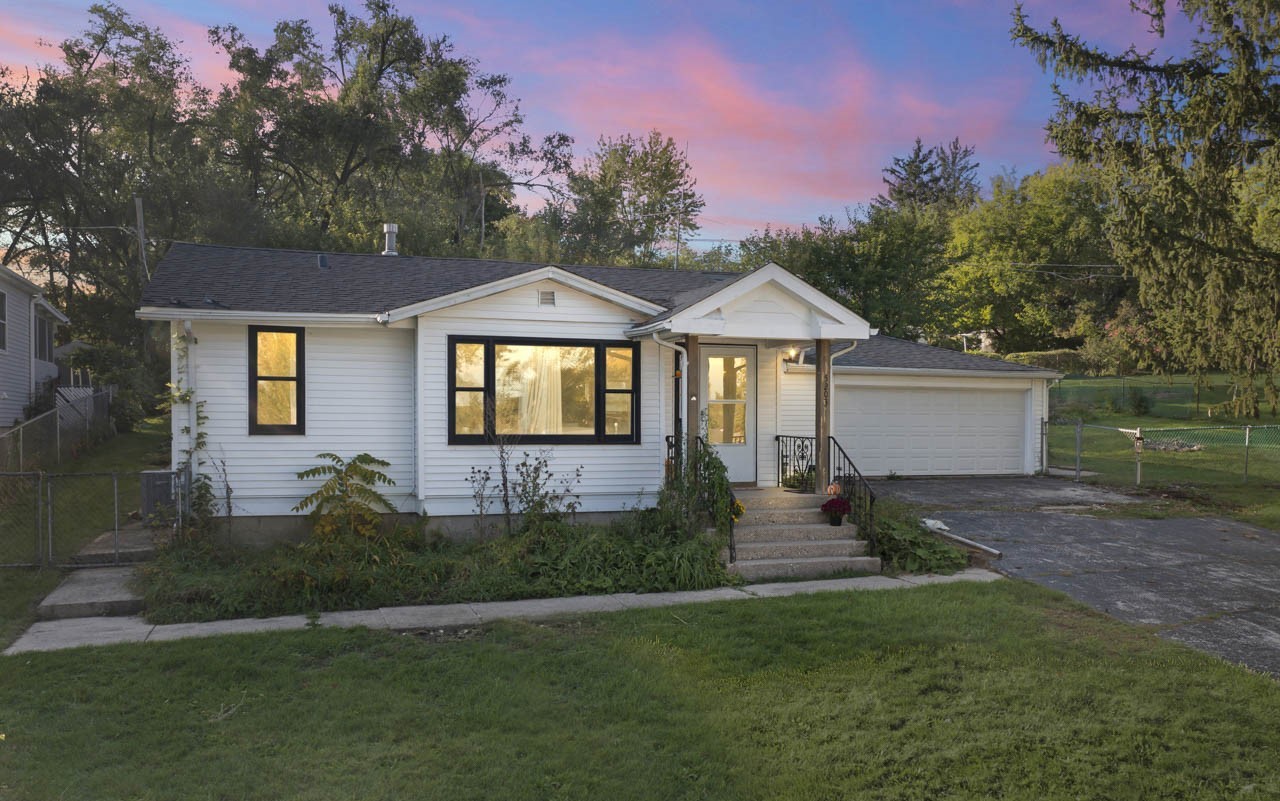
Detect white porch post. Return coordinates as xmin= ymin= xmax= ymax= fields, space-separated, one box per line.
xmin=814 ymin=338 xmax=831 ymax=492
xmin=684 ymin=335 xmax=700 ymax=454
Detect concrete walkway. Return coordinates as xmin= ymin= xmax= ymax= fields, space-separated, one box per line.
xmin=3 ymin=568 xmax=1002 ymax=655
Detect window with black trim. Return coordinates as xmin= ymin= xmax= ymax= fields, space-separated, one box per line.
xmin=0 ymin=291 xmax=7 ymax=350
xmin=449 ymin=336 xmax=639 ymax=444
xmin=34 ymin=315 xmax=53 ymax=362
xmin=249 ymin=326 xmax=305 ymax=435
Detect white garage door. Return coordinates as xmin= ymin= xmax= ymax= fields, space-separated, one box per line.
xmin=835 ymin=386 xmax=1027 ymax=476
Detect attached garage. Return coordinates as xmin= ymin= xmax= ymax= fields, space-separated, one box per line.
xmin=779 ymin=336 xmax=1059 ymax=479
xmin=835 ymin=384 xmax=1028 ymax=476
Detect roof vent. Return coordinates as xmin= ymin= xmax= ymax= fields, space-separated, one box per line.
xmin=382 ymin=223 xmax=399 ymax=256
xmin=538 ymin=289 xmax=556 ymax=307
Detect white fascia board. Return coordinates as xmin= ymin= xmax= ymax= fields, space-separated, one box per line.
xmin=136 ymin=307 xmax=385 ymax=327
xmin=787 ymin=363 xmax=1062 ymax=380
xmin=387 ymin=266 xmax=664 ymax=322
xmin=35 ymin=297 xmax=70 ymax=324
xmin=662 ymin=262 xmax=872 ymax=337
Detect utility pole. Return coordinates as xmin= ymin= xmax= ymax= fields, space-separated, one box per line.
xmin=134 ymin=196 xmax=149 ymax=282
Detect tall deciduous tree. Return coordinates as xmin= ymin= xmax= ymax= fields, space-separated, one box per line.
xmin=942 ymin=164 xmax=1132 ymax=352
xmin=559 ymin=131 xmax=704 ymax=265
xmin=1014 ymin=1 xmax=1280 ymax=414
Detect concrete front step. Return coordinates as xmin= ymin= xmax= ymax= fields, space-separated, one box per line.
xmin=728 ymin=556 xmax=882 ymax=582
xmin=36 ymin=567 xmax=143 ymax=620
xmin=728 ymin=538 xmax=868 ymax=561
xmin=735 ymin=522 xmax=859 ymax=543
xmin=731 ymin=489 xmax=824 ymax=510
xmin=738 ymin=507 xmax=829 ymax=527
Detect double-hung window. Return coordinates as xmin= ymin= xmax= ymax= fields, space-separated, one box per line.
xmin=449 ymin=336 xmax=639 ymax=444
xmin=249 ymin=326 xmax=305 ymax=435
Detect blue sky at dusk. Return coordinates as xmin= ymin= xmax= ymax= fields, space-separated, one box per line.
xmin=1 ymin=1 xmax=1189 ymax=245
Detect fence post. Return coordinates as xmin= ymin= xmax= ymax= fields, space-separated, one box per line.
xmin=1075 ymin=420 xmax=1083 ymax=482
xmin=1134 ymin=427 xmax=1143 ymax=486
xmin=45 ymin=474 xmax=54 ymax=566
xmin=55 ymin=406 xmax=61 ymax=464
xmin=113 ymin=472 xmax=120 ymax=564
xmin=18 ymin=425 xmax=23 ymax=470
xmin=1244 ymin=425 xmax=1252 ymax=484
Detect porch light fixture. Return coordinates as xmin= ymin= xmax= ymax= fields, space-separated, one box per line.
xmin=785 ymin=346 xmax=798 ymax=360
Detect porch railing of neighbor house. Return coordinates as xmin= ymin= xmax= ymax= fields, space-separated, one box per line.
xmin=776 ymin=434 xmax=817 ymax=492
xmin=829 ymin=437 xmax=876 ymax=552
xmin=665 ymin=434 xmax=737 ymax=563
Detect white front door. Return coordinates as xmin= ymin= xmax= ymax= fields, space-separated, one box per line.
xmin=703 ymin=346 xmax=756 ymax=483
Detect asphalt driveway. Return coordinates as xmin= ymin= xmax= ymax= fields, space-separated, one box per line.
xmin=870 ymin=477 xmax=1280 ymax=676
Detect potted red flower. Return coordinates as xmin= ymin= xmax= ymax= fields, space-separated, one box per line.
xmin=820 ymin=496 xmax=851 ymax=526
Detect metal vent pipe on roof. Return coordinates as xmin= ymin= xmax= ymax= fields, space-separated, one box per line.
xmin=382 ymin=223 xmax=399 ymax=256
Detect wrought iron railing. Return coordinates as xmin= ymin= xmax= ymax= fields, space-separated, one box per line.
xmin=776 ymin=435 xmax=816 ymax=492
xmin=829 ymin=436 xmax=875 ymax=552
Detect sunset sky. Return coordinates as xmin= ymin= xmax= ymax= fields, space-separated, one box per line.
xmin=0 ymin=0 xmax=1190 ymax=245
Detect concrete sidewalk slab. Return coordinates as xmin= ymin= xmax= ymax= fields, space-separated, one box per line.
xmin=8 ymin=616 xmax=153 ymax=654
xmin=379 ymin=604 xmax=480 ymax=629
xmin=3 ymin=570 xmax=1004 ymax=655
xmin=743 ymin=575 xmax=909 ymax=597
xmin=147 ymin=615 xmax=311 ymax=643
xmin=900 ymin=568 xmax=1006 ymax=586
xmin=37 ymin=567 xmax=142 ymax=620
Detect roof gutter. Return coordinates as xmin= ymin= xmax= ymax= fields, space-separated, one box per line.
xmin=787 ymin=363 xmax=1062 ymax=380
xmin=136 ymin=308 xmax=384 ymax=326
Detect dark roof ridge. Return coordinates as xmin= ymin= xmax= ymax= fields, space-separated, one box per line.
xmin=164 ymin=240 xmax=743 ymax=279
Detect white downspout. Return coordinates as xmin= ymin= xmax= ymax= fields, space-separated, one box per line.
xmin=183 ymin=320 xmax=198 ymax=481
xmin=650 ymin=333 xmax=687 ymax=446
xmin=28 ymin=295 xmax=37 ymax=404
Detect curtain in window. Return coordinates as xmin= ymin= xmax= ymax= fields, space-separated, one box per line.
xmin=520 ymin=347 xmax=563 ymax=434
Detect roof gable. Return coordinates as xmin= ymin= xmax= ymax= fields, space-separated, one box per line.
xmin=629 ymin=262 xmax=873 ymax=340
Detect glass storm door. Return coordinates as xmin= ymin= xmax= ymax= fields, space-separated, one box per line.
xmin=703 ymin=346 xmax=756 ymax=483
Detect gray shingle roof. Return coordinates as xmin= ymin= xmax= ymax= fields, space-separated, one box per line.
xmin=831 ymin=335 xmax=1055 ymax=374
xmin=141 ymin=242 xmax=739 ymax=315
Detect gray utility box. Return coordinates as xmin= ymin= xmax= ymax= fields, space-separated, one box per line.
xmin=140 ymin=470 xmax=175 ymax=523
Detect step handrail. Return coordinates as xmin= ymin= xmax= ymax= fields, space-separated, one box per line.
xmin=828 ymin=437 xmax=875 ymax=552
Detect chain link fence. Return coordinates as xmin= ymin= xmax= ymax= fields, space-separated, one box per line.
xmin=1049 ymin=374 xmax=1271 ymax=421
xmin=0 ymin=389 xmax=114 ymax=471
xmin=0 ymin=470 xmax=184 ymax=567
xmin=1047 ymin=421 xmax=1280 ymax=486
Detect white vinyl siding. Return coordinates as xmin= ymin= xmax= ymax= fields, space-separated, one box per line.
xmin=171 ymin=321 xmax=416 ymax=515
xmin=0 ymin=283 xmax=30 ymax=425
xmin=418 ymin=279 xmax=665 ymax=517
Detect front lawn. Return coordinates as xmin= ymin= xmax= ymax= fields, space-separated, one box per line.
xmin=2 ymin=581 xmax=1277 ymax=800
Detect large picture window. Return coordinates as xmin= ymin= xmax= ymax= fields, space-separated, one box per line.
xmin=449 ymin=336 xmax=639 ymax=444
xmin=249 ymin=325 xmax=305 ymax=435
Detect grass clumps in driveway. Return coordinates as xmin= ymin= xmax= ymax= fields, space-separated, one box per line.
xmin=3 ymin=581 xmax=1279 ymax=800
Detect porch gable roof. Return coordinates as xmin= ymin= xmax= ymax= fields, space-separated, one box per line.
xmin=626 ymin=262 xmax=873 ymax=341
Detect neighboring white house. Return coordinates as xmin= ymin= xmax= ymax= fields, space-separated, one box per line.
xmin=137 ymin=239 xmax=1059 ymax=532
xmin=0 ymin=264 xmax=68 ymax=429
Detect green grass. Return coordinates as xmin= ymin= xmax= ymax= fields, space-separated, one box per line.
xmin=1050 ymin=372 xmax=1251 ymax=420
xmin=1047 ymin=413 xmax=1280 ymax=530
xmin=2 ymin=581 xmax=1278 ymax=800
xmin=0 ymin=418 xmax=169 ymax=649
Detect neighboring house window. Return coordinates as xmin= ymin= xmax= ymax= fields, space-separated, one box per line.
xmin=249 ymin=326 xmax=305 ymax=435
xmin=449 ymin=336 xmax=639 ymax=444
xmin=0 ymin=290 xmax=6 ymax=350
xmin=34 ymin=315 xmax=53 ymax=362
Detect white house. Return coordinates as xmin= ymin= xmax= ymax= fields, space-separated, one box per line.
xmin=0 ymin=264 xmax=69 ymax=429
xmin=138 ymin=238 xmax=1058 ymax=534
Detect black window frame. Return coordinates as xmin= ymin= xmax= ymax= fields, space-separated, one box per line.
xmin=448 ymin=335 xmax=640 ymax=445
xmin=0 ymin=290 xmax=7 ymax=351
xmin=249 ymin=325 xmax=306 ymax=435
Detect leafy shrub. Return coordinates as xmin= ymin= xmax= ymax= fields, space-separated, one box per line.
xmin=293 ymin=452 xmax=396 ymax=539
xmin=1127 ymin=390 xmax=1152 ymax=416
xmin=872 ymin=501 xmax=967 ymax=574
